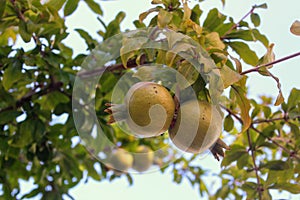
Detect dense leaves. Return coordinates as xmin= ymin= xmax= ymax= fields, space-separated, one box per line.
xmin=0 ymin=0 xmax=299 ymax=199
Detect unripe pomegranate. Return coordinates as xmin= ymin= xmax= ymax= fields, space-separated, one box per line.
xmin=132 ymin=145 xmax=154 ymax=172
xmin=109 ymin=149 xmax=133 ymax=172
xmin=169 ymin=100 xmax=223 ymax=154
xmin=105 ymin=82 xmax=175 ymax=138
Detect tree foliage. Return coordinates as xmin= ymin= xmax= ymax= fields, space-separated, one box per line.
xmin=0 ymin=0 xmax=300 ymax=199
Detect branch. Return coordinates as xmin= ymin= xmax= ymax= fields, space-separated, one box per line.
xmin=77 ymin=54 xmax=147 ymax=79
xmin=251 ymin=126 xmax=300 ymax=160
xmin=221 ymin=5 xmax=256 ymax=38
xmin=253 ymin=116 xmax=289 ymax=124
xmin=0 ymin=81 xmax=63 ymax=114
xmin=247 ymin=130 xmax=263 ymax=200
xmin=240 ymin=51 xmax=300 ymax=75
xmin=220 ymin=104 xmax=243 ymax=124
xmin=220 ymin=105 xmax=300 ymax=159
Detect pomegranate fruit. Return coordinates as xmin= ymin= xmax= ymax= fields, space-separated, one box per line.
xmin=169 ymin=100 xmax=223 ymax=154
xmin=106 ymin=82 xmax=175 ymax=138
xmin=132 ymin=145 xmax=154 ymax=172
xmin=109 ymin=149 xmax=133 ymax=172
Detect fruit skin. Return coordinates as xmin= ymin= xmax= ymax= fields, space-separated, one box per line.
xmin=169 ymin=100 xmax=222 ymax=154
xmin=132 ymin=145 xmax=154 ymax=172
xmin=106 ymin=82 xmax=175 ymax=138
xmin=109 ymin=149 xmax=133 ymax=172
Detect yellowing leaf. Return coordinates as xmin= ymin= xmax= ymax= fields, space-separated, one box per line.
xmin=290 ymin=20 xmax=300 ymax=36
xmin=157 ymin=9 xmax=173 ymax=28
xmin=176 ymin=60 xmax=199 ymax=88
xmin=231 ymin=85 xmax=251 ymax=132
xmin=219 ymin=65 xmax=242 ymax=88
xmin=274 ymin=91 xmax=284 ymax=106
xmin=230 ymin=56 xmax=242 ymax=73
xmin=205 ymin=32 xmax=225 ymax=50
xmin=257 ymin=43 xmax=275 ymax=69
xmin=183 ymin=2 xmax=191 ymax=21
xmin=139 ymin=7 xmax=160 ymax=22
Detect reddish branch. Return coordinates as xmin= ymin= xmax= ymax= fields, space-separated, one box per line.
xmin=247 ymin=130 xmax=263 ymax=200
xmin=240 ymin=51 xmax=300 ymax=75
xmin=221 ymin=5 xmax=257 ymax=39
xmin=0 ymin=81 xmax=63 ymax=114
xmin=77 ymin=54 xmax=147 ymax=79
xmin=220 ymin=105 xmax=300 ymax=160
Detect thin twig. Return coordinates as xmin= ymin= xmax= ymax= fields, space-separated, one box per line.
xmin=240 ymin=51 xmax=300 ymax=75
xmin=247 ymin=130 xmax=263 ymax=200
xmin=221 ymin=6 xmax=256 ymax=38
xmin=0 ymin=81 xmax=63 ymax=114
xmin=77 ymin=54 xmax=147 ymax=78
xmin=219 ymin=104 xmax=243 ymax=124
xmin=251 ymin=126 xmax=300 ymax=160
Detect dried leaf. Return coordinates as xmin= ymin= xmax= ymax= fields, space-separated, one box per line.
xmin=290 ymin=20 xmax=300 ymax=36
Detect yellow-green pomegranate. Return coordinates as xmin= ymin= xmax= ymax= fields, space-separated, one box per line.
xmin=169 ymin=100 xmax=223 ymax=154
xmin=106 ymin=82 xmax=175 ymax=138
xmin=132 ymin=145 xmax=154 ymax=172
xmin=109 ymin=149 xmax=133 ymax=172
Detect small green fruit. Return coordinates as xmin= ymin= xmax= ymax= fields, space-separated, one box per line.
xmin=132 ymin=145 xmax=154 ymax=172
xmin=109 ymin=149 xmax=133 ymax=172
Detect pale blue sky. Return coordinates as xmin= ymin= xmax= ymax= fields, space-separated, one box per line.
xmin=18 ymin=0 xmax=300 ymax=199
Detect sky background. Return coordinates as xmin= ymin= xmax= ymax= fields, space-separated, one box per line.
xmin=18 ymin=0 xmax=300 ymax=199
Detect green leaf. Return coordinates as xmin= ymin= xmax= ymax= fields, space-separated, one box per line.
xmin=261 ymin=160 xmax=290 ymax=171
xmin=0 ymin=0 xmax=6 ymax=18
xmin=11 ymin=120 xmax=35 ymax=147
xmin=75 ymin=28 xmax=97 ymax=50
xmin=35 ymin=91 xmax=69 ymax=111
xmin=227 ymin=41 xmax=259 ymax=66
xmin=126 ymin=174 xmax=133 ymax=185
xmin=64 ymin=0 xmax=80 ymax=16
xmin=224 ymin=114 xmax=234 ymax=132
xmin=84 ymin=0 xmax=103 ymax=15
xmin=254 ymin=3 xmax=268 ymax=9
xmin=203 ymin=8 xmax=226 ymax=32
xmin=46 ymin=0 xmax=66 ymax=11
xmin=0 ymin=111 xmax=23 ymax=125
xmin=287 ymin=88 xmax=300 ymax=111
xmin=289 ymin=122 xmax=300 ymax=138
xmin=250 ymin=13 xmax=260 ymax=27
xmin=19 ymin=20 xmax=32 ymax=43
xmin=262 ymin=106 xmax=271 ymax=118
xmin=21 ymin=188 xmax=41 ymax=199
xmin=266 ymin=169 xmax=294 ymax=186
xmin=2 ymin=63 xmax=23 ymax=90
xmin=221 ymin=145 xmax=247 ymax=167
xmin=241 ymin=181 xmax=257 ymax=198
xmin=236 ymin=153 xmax=250 ymax=169
xmin=252 ymin=29 xmax=269 ymax=47
xmin=269 ymin=183 xmax=300 ymax=194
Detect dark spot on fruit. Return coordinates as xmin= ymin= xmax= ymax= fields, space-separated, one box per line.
xmin=155 ymin=91 xmax=158 ymax=94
